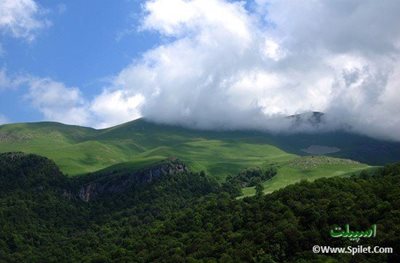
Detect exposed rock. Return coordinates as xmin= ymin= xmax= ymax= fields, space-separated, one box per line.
xmin=288 ymin=156 xmax=361 ymax=170
xmin=77 ymin=160 xmax=188 ymax=202
xmin=0 ymin=132 xmax=33 ymax=142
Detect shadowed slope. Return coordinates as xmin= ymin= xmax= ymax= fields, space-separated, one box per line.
xmin=1 ymin=118 xmax=397 ymax=178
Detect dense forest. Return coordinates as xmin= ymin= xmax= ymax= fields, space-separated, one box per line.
xmin=0 ymin=152 xmax=399 ymax=262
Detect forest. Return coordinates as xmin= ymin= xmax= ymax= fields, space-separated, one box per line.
xmin=0 ymin=152 xmax=399 ymax=262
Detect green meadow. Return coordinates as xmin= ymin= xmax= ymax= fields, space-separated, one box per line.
xmin=240 ymin=156 xmax=371 ymax=197
xmin=0 ymin=119 xmax=374 ymax=192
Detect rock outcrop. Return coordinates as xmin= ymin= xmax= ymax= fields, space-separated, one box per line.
xmin=78 ymin=159 xmax=188 ymax=202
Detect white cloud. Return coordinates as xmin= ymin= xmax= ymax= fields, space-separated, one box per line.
xmin=93 ymin=0 xmax=400 ymax=140
xmin=24 ymin=80 xmax=145 ymax=128
xmin=2 ymin=0 xmax=400 ymax=141
xmin=0 ymin=70 xmax=143 ymax=128
xmin=25 ymin=77 xmax=90 ymax=126
xmin=101 ymin=0 xmax=332 ymax=130
xmin=263 ymin=0 xmax=400 ymax=55
xmin=262 ymin=38 xmax=286 ymax=61
xmin=0 ymin=114 xmax=8 ymax=125
xmin=0 ymin=68 xmax=25 ymax=90
xmin=142 ymin=0 xmax=251 ymax=43
xmin=90 ymin=90 xmax=144 ymax=128
xmin=0 ymin=0 xmax=50 ymax=41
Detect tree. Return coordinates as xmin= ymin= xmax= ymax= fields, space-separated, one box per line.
xmin=255 ymin=183 xmax=264 ymax=197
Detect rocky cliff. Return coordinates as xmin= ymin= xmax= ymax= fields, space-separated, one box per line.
xmin=77 ymin=159 xmax=188 ymax=202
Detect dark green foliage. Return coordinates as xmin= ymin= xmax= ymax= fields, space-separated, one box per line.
xmin=0 ymin=152 xmax=399 ymax=262
xmin=226 ymin=167 xmax=277 ymax=187
xmin=0 ymin=152 xmax=67 ymax=194
xmin=255 ymin=183 xmax=264 ymax=197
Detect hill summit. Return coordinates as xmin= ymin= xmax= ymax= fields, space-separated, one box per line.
xmin=0 ymin=118 xmax=399 ymax=178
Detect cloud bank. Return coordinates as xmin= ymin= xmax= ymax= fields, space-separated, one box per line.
xmin=3 ymin=0 xmax=400 ymax=141
xmin=95 ymin=0 xmax=399 ymax=140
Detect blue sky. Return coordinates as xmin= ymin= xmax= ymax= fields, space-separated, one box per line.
xmin=0 ymin=0 xmax=160 ymax=123
xmin=0 ymin=0 xmax=400 ymax=141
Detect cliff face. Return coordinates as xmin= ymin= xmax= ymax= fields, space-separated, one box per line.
xmin=0 ymin=152 xmax=191 ymax=202
xmin=78 ymin=160 xmax=188 ymax=202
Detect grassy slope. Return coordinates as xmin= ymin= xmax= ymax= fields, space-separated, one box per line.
xmin=241 ymin=156 xmax=371 ymax=197
xmin=95 ymin=125 xmax=299 ymax=180
xmin=0 ymin=120 xmax=298 ymax=179
xmin=0 ymin=119 xmax=383 ymax=193
xmin=0 ymin=122 xmax=130 ymax=175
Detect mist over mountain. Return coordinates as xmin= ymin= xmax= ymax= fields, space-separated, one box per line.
xmin=108 ymin=0 xmax=400 ymax=142
xmin=142 ymin=110 xmax=389 ymax=143
xmin=1 ymin=0 xmax=400 ymax=142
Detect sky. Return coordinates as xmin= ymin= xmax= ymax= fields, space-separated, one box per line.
xmin=0 ymin=0 xmax=400 ymax=141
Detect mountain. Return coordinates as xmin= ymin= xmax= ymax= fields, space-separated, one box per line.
xmin=287 ymin=111 xmax=325 ymax=127
xmin=0 ymin=119 xmax=293 ymax=177
xmin=0 ymin=152 xmax=399 ymax=262
xmin=75 ymin=158 xmax=190 ymax=202
xmin=1 ymin=118 xmax=398 ymax=177
xmin=1 ymin=118 xmax=399 ymax=193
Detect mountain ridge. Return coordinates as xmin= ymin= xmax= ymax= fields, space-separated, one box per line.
xmin=0 ymin=118 xmax=398 ymax=178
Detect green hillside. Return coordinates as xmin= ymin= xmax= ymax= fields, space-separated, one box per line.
xmin=0 ymin=120 xmax=297 ymax=178
xmin=0 ymin=118 xmax=395 ymax=183
xmin=241 ymin=156 xmax=370 ymax=197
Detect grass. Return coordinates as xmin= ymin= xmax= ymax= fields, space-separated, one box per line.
xmin=240 ymin=156 xmax=371 ymax=198
xmin=0 ymin=119 xmax=375 ymax=192
xmin=0 ymin=120 xmax=297 ymax=179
